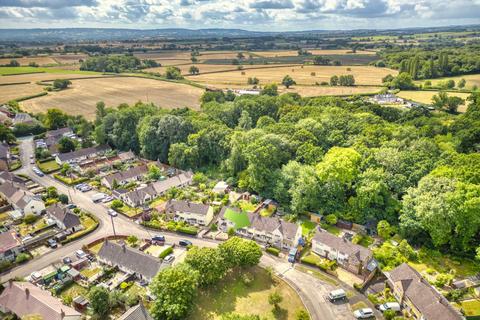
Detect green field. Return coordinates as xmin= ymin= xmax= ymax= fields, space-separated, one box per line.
xmin=0 ymin=66 xmax=100 ymax=76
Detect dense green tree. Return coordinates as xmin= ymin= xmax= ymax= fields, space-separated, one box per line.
xmin=189 ymin=65 xmax=199 ymax=75
xmin=58 ymin=136 xmax=76 ymax=153
xmin=43 ymin=108 xmax=69 ymax=130
xmin=219 ymin=237 xmax=262 ymax=268
xmin=52 ymin=79 xmax=71 ymax=90
xmin=260 ymin=83 xmax=278 ymax=96
xmin=184 ymin=246 xmax=227 ymax=286
xmin=329 ymin=75 xmax=339 ymax=86
xmin=88 ymin=286 xmax=110 ymax=317
xmin=165 ymin=66 xmax=183 ymax=80
xmin=282 ymin=75 xmax=296 ymax=88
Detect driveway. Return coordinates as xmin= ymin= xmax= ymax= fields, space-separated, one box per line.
xmin=2 ymin=136 xmax=361 ymax=320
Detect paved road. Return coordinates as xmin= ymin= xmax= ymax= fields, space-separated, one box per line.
xmin=1 ymin=136 xmax=359 ymax=320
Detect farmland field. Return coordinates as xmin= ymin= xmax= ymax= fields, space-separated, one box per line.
xmin=0 ymin=66 xmax=100 ymax=76
xmin=282 ymin=85 xmax=381 ymax=96
xmin=397 ymin=90 xmax=471 ymax=111
xmin=145 ymin=64 xmax=296 ymax=76
xmin=416 ymin=74 xmax=480 ymax=90
xmin=0 ymin=83 xmax=45 ymax=103
xmin=20 ymin=76 xmax=204 ymax=119
xmin=252 ymin=49 xmax=377 ymax=57
xmin=186 ymin=65 xmax=396 ymax=86
xmin=0 ymin=56 xmax=57 ymax=66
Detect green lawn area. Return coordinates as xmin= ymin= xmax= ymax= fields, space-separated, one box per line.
xmin=124 ymin=283 xmax=147 ymax=300
xmin=353 ymin=234 xmax=374 ymax=248
xmin=149 ymin=197 xmax=165 ymax=208
xmin=114 ymin=203 xmax=140 ymax=218
xmin=80 ymin=214 xmax=96 ymax=229
xmin=59 ymin=283 xmax=88 ymax=301
xmin=16 ymin=218 xmax=50 ymax=236
xmin=259 ymin=207 xmax=275 ymax=217
xmin=321 ymin=223 xmax=341 ymax=236
xmin=80 ymin=267 xmax=102 ymax=279
xmin=145 ymin=245 xmax=167 ymax=257
xmin=37 ymin=160 xmax=60 ymax=173
xmin=189 ymin=266 xmax=307 ymax=320
xmin=459 ymin=299 xmax=480 ymax=317
xmin=237 ymin=200 xmax=257 ymax=212
xmin=224 ymin=208 xmax=250 ymax=229
xmin=0 ymin=66 xmax=101 ymax=76
xmin=300 ymin=220 xmax=316 ymax=237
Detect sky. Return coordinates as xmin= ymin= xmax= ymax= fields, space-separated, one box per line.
xmin=0 ymin=0 xmax=479 ymax=31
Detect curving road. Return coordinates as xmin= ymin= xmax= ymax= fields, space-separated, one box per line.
xmin=0 ymin=136 xmax=359 ymax=320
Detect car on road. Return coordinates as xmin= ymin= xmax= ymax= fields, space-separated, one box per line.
xmin=179 ymin=239 xmax=192 ymax=247
xmin=32 ymin=167 xmax=44 ymax=176
xmin=164 ymin=254 xmax=175 ymax=263
xmin=102 ymin=196 xmax=114 ymax=203
xmin=108 ymin=209 xmax=118 ymax=217
xmin=80 ymin=185 xmax=92 ymax=192
xmin=47 ymin=239 xmax=58 ymax=248
xmin=75 ymin=250 xmax=87 ymax=259
xmin=66 ymin=204 xmax=77 ymax=209
xmin=30 ymin=159 xmax=35 ymax=164
xmin=288 ymin=247 xmax=298 ymax=263
xmin=152 ymin=235 xmax=165 ymax=244
xmin=327 ymin=289 xmax=347 ymax=302
xmin=75 ymin=183 xmax=87 ymax=190
xmin=377 ymin=302 xmax=401 ymax=312
xmin=63 ymin=257 xmax=72 ymax=264
xmin=353 ymin=308 xmax=374 ymax=319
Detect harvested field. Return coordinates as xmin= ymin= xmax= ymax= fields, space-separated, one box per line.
xmin=397 ymin=90 xmax=471 ymax=112
xmin=282 ymin=85 xmax=381 ymax=96
xmin=145 ymin=64 xmax=296 ymax=75
xmin=134 ymin=51 xmax=192 ymax=60
xmin=51 ymin=54 xmax=88 ymax=64
xmin=416 ymin=74 xmax=480 ymax=90
xmin=0 ymin=72 xmax=105 ymax=85
xmin=0 ymin=83 xmax=45 ymax=103
xmin=186 ymin=65 xmax=396 ymax=86
xmin=0 ymin=56 xmax=57 ymax=66
xmin=20 ymin=76 xmax=204 ymax=119
xmin=0 ymin=67 xmax=99 ymax=77
xmin=253 ymin=49 xmax=377 ymax=57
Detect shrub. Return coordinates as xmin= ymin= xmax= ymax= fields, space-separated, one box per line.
xmin=266 ymin=247 xmax=280 ymax=256
xmin=325 ymin=214 xmax=337 ymax=225
xmin=383 ymin=310 xmax=396 ymax=320
xmin=210 ymin=223 xmax=218 ymax=231
xmin=159 ymin=246 xmax=173 ymax=259
xmin=23 ymin=214 xmax=39 ymax=224
xmin=15 ymin=253 xmax=30 ymax=264
xmin=0 ymin=260 xmax=12 ymax=272
xmin=176 ymin=225 xmax=198 ymax=235
xmin=111 ymin=199 xmax=123 ymax=209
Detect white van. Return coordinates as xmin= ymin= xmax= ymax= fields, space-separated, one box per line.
xmin=91 ymin=193 xmax=106 ymax=203
xmin=379 ymin=302 xmax=401 ymax=312
xmin=328 ymin=289 xmax=347 ymax=302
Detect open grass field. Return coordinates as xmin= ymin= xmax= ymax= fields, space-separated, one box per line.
xmin=0 ymin=56 xmax=58 ymax=66
xmin=253 ymin=49 xmax=377 ymax=57
xmin=397 ymin=90 xmax=471 ymax=111
xmin=186 ymin=65 xmax=396 ymax=86
xmin=189 ymin=266 xmax=306 ymax=320
xmin=0 ymin=66 xmax=100 ymax=76
xmin=21 ymin=76 xmax=204 ymax=119
xmin=416 ymin=74 xmax=480 ymax=90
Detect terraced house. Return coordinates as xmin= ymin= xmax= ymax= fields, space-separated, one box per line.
xmin=218 ymin=207 xmax=302 ymax=250
xmin=385 ymin=263 xmax=463 ymax=320
xmin=101 ymin=164 xmax=149 ymax=189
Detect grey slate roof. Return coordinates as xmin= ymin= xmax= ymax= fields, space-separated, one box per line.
xmin=98 ymin=241 xmax=163 ymax=280
xmin=0 ymin=143 xmax=8 ymax=160
xmin=57 ymin=145 xmax=110 ymax=162
xmin=386 ymin=263 xmax=462 ymax=320
xmin=119 ymin=302 xmax=154 ymax=320
xmin=165 ymin=199 xmax=210 ymax=216
xmin=103 ymin=164 xmax=148 ymax=187
xmin=46 ymin=127 xmax=72 ymax=138
xmin=312 ymin=228 xmax=372 ymax=265
xmin=46 ymin=204 xmax=81 ymax=229
xmin=246 ymin=212 xmax=299 ymax=240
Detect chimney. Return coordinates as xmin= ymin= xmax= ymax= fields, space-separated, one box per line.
xmin=25 ymin=288 xmax=30 ymax=299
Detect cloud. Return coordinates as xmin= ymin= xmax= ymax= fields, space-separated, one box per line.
xmin=250 ymin=0 xmax=294 ymax=9
xmin=0 ymin=0 xmax=97 ymax=8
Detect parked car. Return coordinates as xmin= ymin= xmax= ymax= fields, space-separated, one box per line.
xmin=108 ymin=209 xmax=118 ymax=217
xmin=66 ymin=204 xmax=77 ymax=209
xmin=30 ymin=159 xmax=35 ymax=164
xmin=288 ymin=248 xmax=298 ymax=263
xmin=47 ymin=239 xmax=58 ymax=248
xmin=102 ymin=196 xmax=114 ymax=203
xmin=32 ymin=167 xmax=44 ymax=177
xmin=378 ymin=302 xmax=401 ymax=312
xmin=75 ymin=183 xmax=87 ymax=190
xmin=328 ymin=289 xmax=347 ymax=302
xmin=75 ymin=250 xmax=87 ymax=259
xmin=353 ymin=308 xmax=374 ymax=319
xmin=63 ymin=257 xmax=72 ymax=264
xmin=80 ymin=186 xmax=92 ymax=192
xmin=152 ymin=235 xmax=165 ymax=244
xmin=164 ymin=254 xmax=175 ymax=263
xmin=179 ymin=239 xmax=192 ymax=247
xmin=91 ymin=193 xmax=106 ymax=203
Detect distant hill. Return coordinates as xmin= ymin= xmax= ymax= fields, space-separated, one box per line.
xmin=0 ymin=25 xmax=479 ymax=43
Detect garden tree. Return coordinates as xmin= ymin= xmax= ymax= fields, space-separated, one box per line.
xmin=397 ymin=239 xmax=417 ymax=261
xmin=377 ymin=220 xmax=393 ymax=240
xmin=260 ymin=83 xmax=278 ymax=96
xmin=390 ymin=72 xmax=415 ymax=90
xmin=58 ymin=137 xmax=76 ymax=153
xmin=282 ymin=75 xmax=296 ymax=88
xmin=184 ymin=246 xmax=227 ymax=286
xmin=329 ymin=75 xmax=339 ymax=86
xmin=325 ymin=214 xmax=337 ymax=225
xmin=95 ymin=101 xmax=107 ymax=125
xmin=458 ymin=78 xmax=466 ymax=88
xmin=88 ymin=286 xmax=110 ymax=317
xmin=52 ymin=79 xmax=71 ymax=90
xmin=476 ymin=247 xmax=480 ymax=261
xmin=58 ymin=194 xmax=69 ymax=204
xmin=111 ymin=199 xmax=123 ymax=209
xmin=218 ymin=236 xmax=262 ymax=268
xmin=295 ymin=142 xmax=323 ymax=165
xmin=150 ymin=263 xmax=199 ymax=320
xmin=168 ymin=143 xmax=199 ymax=169
xmin=296 ymin=310 xmax=310 ymax=320
xmin=237 ymin=110 xmax=253 ymax=130
xmin=338 ymin=75 xmax=355 ymax=86
xmin=126 ymin=235 xmax=138 ymax=246
xmin=147 ymin=163 xmax=162 ymax=180
xmin=247 ymin=77 xmax=259 ymax=85
xmin=43 ymin=108 xmax=69 ymax=129
xmin=400 ymin=174 xmax=480 ymax=251
xmin=138 ymin=114 xmax=192 ymax=162
xmin=0 ymin=124 xmax=15 ymax=144
xmin=268 ymin=291 xmax=283 ymax=309
xmin=165 ymin=66 xmax=183 ymax=80
xmin=313 ymin=56 xmax=330 ymax=65
xmin=189 ymin=65 xmax=199 ymax=75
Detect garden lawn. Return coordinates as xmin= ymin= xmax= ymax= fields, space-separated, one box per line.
xmin=300 ymin=220 xmax=316 ymax=237
xmin=37 ymin=160 xmax=60 ymax=173
xmin=237 ymin=200 xmax=257 ymax=212
xmin=16 ymin=219 xmax=50 ymax=236
xmin=459 ymin=299 xmax=480 ymax=317
xmin=59 ymin=283 xmax=88 ymax=301
xmin=224 ymin=208 xmax=250 ymax=229
xmin=149 ymin=197 xmax=165 ymax=208
xmin=80 ymin=267 xmax=102 ymax=279
xmin=189 ymin=266 xmax=306 ymax=320
xmin=114 ymin=203 xmax=140 ymax=218
xmin=295 ymin=265 xmax=338 ymax=286
xmin=124 ymin=283 xmax=147 ymax=300
xmin=321 ymin=223 xmax=341 ymax=236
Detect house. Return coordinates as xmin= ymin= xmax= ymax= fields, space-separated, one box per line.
xmin=117 ymin=171 xmax=193 ymax=207
xmin=311 ymin=228 xmax=375 ymax=276
xmin=0 ymin=181 xmax=45 ymax=215
xmin=212 ymin=181 xmax=229 ymax=194
xmin=165 ymin=199 xmax=214 ymax=226
xmin=13 ymin=113 xmax=38 ymax=126
xmin=40 ymin=127 xmax=75 ymax=155
xmin=97 ymin=240 xmax=164 ymax=282
xmin=0 ymin=281 xmax=81 ymax=320
xmin=385 ymin=263 xmax=463 ymax=320
xmin=0 ymin=143 xmax=9 ymax=171
xmin=46 ymin=204 xmax=82 ymax=233
xmin=218 ymin=207 xmax=302 ymax=250
xmin=117 ymin=151 xmax=137 ymax=163
xmin=55 ymin=145 xmax=110 ymax=165
xmin=101 ymin=164 xmax=149 ymax=189
xmin=0 ymin=105 xmax=14 ymax=118
xmin=372 ymin=94 xmax=404 ymax=104
xmin=119 ymin=302 xmax=154 ymax=320
xmin=0 ymin=231 xmax=22 ymax=262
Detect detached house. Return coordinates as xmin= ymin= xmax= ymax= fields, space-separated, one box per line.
xmin=385 ymin=263 xmax=463 ymax=320
xmin=0 ymin=181 xmax=45 ymax=215
xmin=46 ymin=204 xmax=82 ymax=233
xmin=101 ymin=164 xmax=149 ymax=189
xmin=97 ymin=240 xmax=164 ymax=282
xmin=0 ymin=231 xmax=22 ymax=262
xmin=218 ymin=207 xmax=302 ymax=250
xmin=165 ymin=199 xmax=214 ymax=226
xmin=55 ymin=145 xmax=110 ymax=165
xmin=312 ymin=228 xmax=375 ymax=276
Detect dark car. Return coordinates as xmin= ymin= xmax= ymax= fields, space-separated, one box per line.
xmin=152 ymin=235 xmax=165 ymax=244
xmin=179 ymin=239 xmax=192 ymax=247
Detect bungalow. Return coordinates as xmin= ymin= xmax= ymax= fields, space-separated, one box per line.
xmin=0 ymin=281 xmax=81 ymax=320
xmin=0 ymin=231 xmax=22 ymax=262
xmin=97 ymin=240 xmax=164 ymax=282
xmin=311 ymin=228 xmax=375 ymax=276
xmin=55 ymin=145 xmax=110 ymax=165
xmin=101 ymin=164 xmax=149 ymax=189
xmin=46 ymin=204 xmax=82 ymax=233
xmin=0 ymin=181 xmax=45 ymax=215
xmin=165 ymin=199 xmax=214 ymax=226
xmin=385 ymin=263 xmax=463 ymax=320
xmin=119 ymin=302 xmax=154 ymax=320
xmin=0 ymin=143 xmax=9 ymax=171
xmin=218 ymin=207 xmax=302 ymax=250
